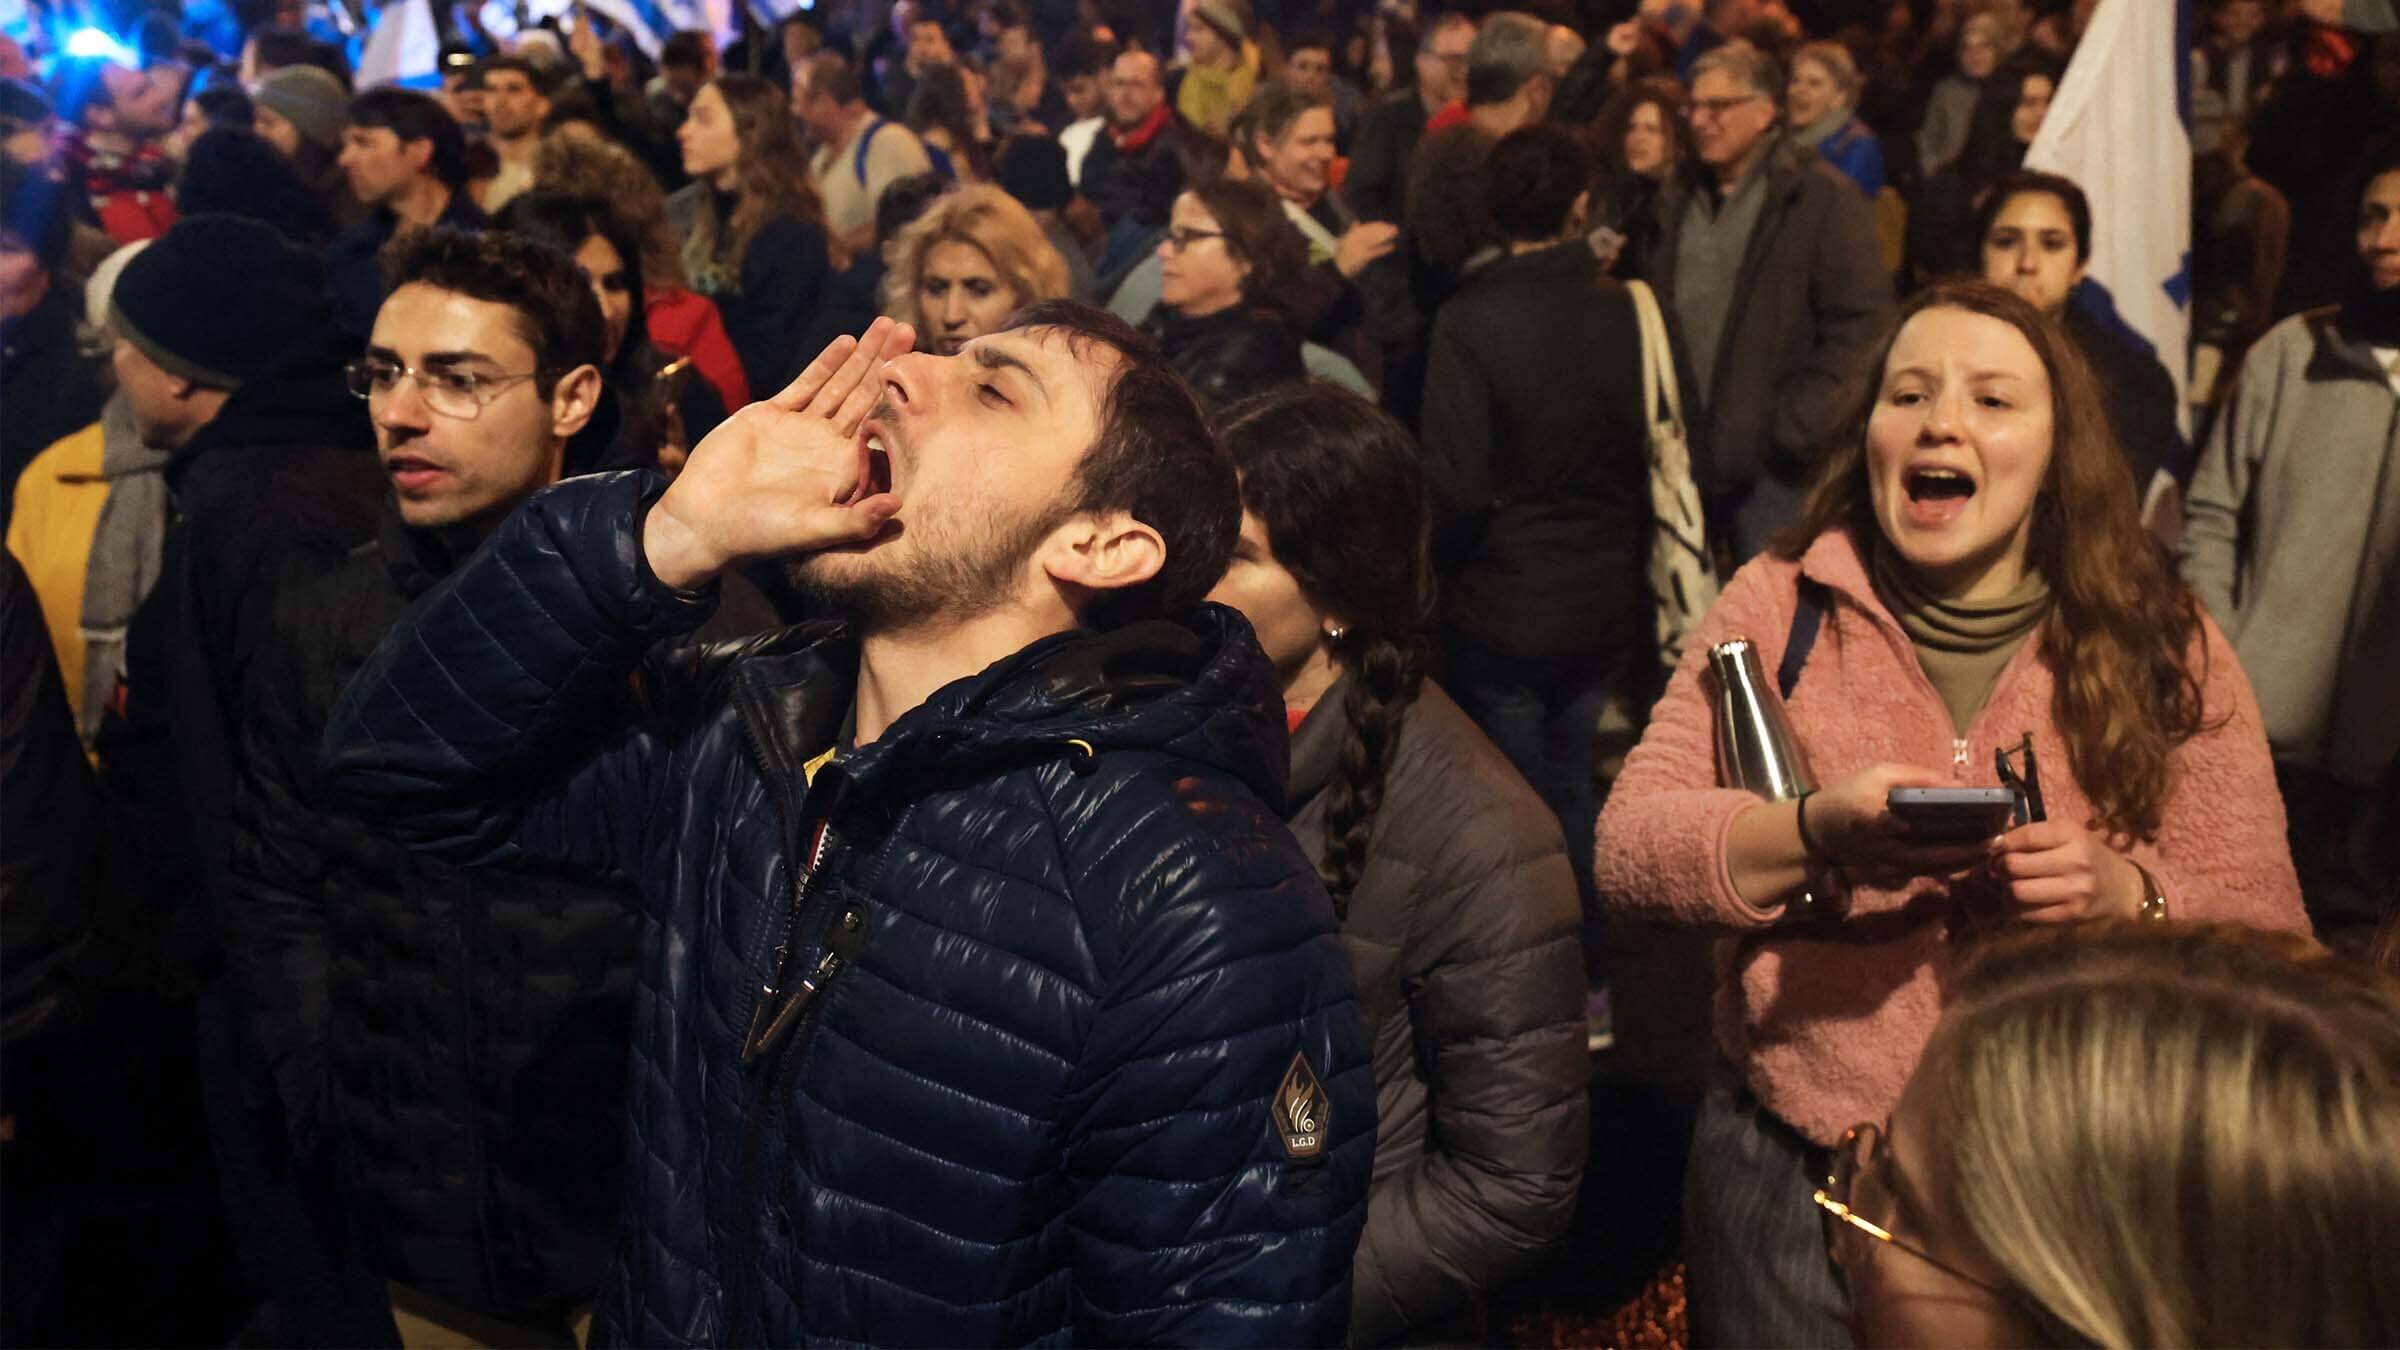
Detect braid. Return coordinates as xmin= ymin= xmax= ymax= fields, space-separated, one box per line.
xmin=1319 ymin=637 xmax=1425 ymax=919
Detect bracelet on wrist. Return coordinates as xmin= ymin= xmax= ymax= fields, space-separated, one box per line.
xmin=1795 ymin=789 xmax=1826 ymax=862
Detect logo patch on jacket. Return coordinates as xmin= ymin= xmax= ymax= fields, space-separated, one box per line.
xmin=1273 ymin=1051 xmax=1329 ymax=1164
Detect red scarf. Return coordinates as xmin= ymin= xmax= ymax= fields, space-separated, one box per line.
xmin=1109 ymin=103 xmax=1172 ymax=154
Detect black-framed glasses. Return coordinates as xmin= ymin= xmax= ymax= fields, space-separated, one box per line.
xmin=1995 ymin=733 xmax=2046 ymax=827
xmin=345 ymin=357 xmax=541 ymax=421
xmin=1162 ymin=226 xmax=1226 ymax=252
xmin=1687 ymin=92 xmax=1769 ymax=121
xmin=1814 ymin=1125 xmax=2016 ymax=1300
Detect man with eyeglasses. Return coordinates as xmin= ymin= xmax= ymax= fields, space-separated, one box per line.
xmin=1639 ymin=40 xmax=1891 ymax=561
xmin=109 ymin=221 xmax=640 ymax=1344
xmin=1346 ymin=12 xmax=1473 ymax=225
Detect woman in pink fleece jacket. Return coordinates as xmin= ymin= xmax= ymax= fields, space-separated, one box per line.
xmin=1594 ymin=281 xmax=2308 ymax=1348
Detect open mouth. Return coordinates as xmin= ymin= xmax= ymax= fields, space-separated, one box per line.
xmin=839 ymin=426 xmax=894 ymax=504
xmin=1905 ymin=465 xmax=1976 ymax=504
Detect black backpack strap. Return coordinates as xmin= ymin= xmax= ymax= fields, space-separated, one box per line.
xmin=1778 ymin=578 xmax=1828 ymax=701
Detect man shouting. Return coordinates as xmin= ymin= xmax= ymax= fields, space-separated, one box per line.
xmin=322 ymin=306 xmax=1372 ymax=1345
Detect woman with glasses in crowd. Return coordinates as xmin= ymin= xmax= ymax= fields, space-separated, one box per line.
xmin=1207 ymin=382 xmax=1589 ymax=1348
xmin=1142 ymin=176 xmax=1305 ymax=409
xmin=879 ymin=183 xmax=1069 ymax=357
xmin=1821 ymin=921 xmax=2399 ymax=1347
xmin=668 ymin=72 xmax=830 ymax=396
xmin=1593 ymin=280 xmax=2307 ymax=1347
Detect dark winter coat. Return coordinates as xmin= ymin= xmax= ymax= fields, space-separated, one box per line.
xmin=1 ymin=548 xmax=94 ymax=1049
xmin=326 ymin=190 xmax=488 ymax=338
xmin=224 ymin=506 xmax=641 ymax=1321
xmin=1286 ymin=676 xmax=1588 ymax=1346
xmin=98 ymin=329 xmax=389 ymax=991
xmin=0 ymin=277 xmax=107 ymax=533
xmin=1419 ymin=243 xmax=1651 ymax=660
xmin=1079 ymin=112 xmax=1195 ymax=230
xmin=1346 ymin=90 xmax=1433 ymax=226
xmin=319 ymin=471 xmax=1376 ymax=1346
xmin=668 ymin=186 xmax=834 ymax=398
xmin=2063 ymin=305 xmax=2180 ymax=491
xmin=1641 ymin=135 xmax=1894 ymax=496
xmin=1143 ymin=304 xmax=1307 ymax=411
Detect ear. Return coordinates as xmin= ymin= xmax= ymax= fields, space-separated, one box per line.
xmin=402 ymin=135 xmax=434 ymax=175
xmin=1569 ymin=187 xmax=1592 ymax=234
xmin=1040 ymin=508 xmax=1166 ymax=602
xmin=547 ymin=363 xmax=603 ymax=440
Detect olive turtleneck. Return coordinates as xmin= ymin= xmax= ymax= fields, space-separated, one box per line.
xmin=1870 ymin=544 xmax=2053 ymax=736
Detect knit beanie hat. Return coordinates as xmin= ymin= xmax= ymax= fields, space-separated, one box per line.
xmin=108 ymin=214 xmax=326 ymax=390
xmin=252 ymin=65 xmax=348 ymax=150
xmin=1191 ymin=0 xmax=1247 ymax=48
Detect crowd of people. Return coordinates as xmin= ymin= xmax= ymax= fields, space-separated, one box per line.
xmin=0 ymin=0 xmax=2396 ymax=1345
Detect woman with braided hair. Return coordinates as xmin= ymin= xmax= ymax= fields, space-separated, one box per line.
xmin=1207 ymin=382 xmax=1590 ymax=1346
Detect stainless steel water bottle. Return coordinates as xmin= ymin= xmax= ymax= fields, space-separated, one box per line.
xmin=1708 ymin=637 xmax=1821 ymax=914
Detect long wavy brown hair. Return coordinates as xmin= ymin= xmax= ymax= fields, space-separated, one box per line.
xmin=685 ymin=74 xmax=824 ymax=293
xmin=1776 ymin=281 xmax=2211 ymax=843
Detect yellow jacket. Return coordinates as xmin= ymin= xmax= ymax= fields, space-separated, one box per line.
xmin=5 ymin=420 xmax=108 ymax=728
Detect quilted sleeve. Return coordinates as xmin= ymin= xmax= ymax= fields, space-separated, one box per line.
xmin=1348 ymin=812 xmax=1588 ymax=1345
xmin=320 ymin=472 xmax=717 ymax=880
xmin=1059 ymin=786 xmax=1374 ymax=1347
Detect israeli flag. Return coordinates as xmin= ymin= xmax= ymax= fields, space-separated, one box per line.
xmin=2023 ymin=0 xmax=2195 ymax=449
xmin=356 ymin=0 xmax=442 ymax=87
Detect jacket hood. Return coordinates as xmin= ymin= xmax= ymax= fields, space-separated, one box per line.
xmin=167 ymin=326 xmax=375 ymax=492
xmin=733 ymin=602 xmax=1292 ymax=816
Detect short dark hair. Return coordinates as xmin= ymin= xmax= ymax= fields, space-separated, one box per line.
xmin=348 ymin=87 xmax=467 ymax=189
xmin=805 ymin=50 xmax=864 ymax=105
xmin=1487 ymin=121 xmax=1588 ymax=242
xmin=1229 ymin=80 xmax=1329 ymax=162
xmin=380 ymin=227 xmax=606 ymax=397
xmin=1287 ymin=25 xmax=1336 ymax=56
xmin=996 ymin=300 xmax=1238 ymax=627
xmin=661 ymin=29 xmax=712 ymax=70
xmin=874 ymin=171 xmax=948 ymax=244
xmin=1977 ymin=169 xmax=2093 ymax=263
xmin=1056 ymin=31 xmax=1118 ymax=80
xmin=189 ymin=85 xmax=255 ymax=131
xmin=478 ymin=54 xmax=548 ymax=92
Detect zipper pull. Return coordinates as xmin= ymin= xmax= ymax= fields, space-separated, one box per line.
xmin=741 ymin=908 xmax=867 ymax=1067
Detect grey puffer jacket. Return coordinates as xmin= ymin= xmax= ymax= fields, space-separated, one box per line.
xmin=1285 ymin=674 xmax=1589 ymax=1346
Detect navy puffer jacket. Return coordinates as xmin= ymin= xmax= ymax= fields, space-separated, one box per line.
xmin=321 ymin=472 xmax=1374 ymax=1346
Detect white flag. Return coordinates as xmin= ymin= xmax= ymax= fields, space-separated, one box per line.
xmin=356 ymin=0 xmax=442 ymax=88
xmin=2024 ymin=0 xmax=2193 ymax=437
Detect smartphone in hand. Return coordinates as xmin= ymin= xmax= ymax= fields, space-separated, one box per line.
xmin=1886 ymin=787 xmax=2019 ymax=844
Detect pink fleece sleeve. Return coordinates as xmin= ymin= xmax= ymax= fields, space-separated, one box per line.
xmin=1594 ymin=559 xmax=1800 ymax=930
xmin=2130 ymin=613 xmax=2310 ymax=934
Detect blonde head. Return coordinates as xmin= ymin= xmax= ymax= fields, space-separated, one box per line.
xmin=1920 ymin=922 xmax=2400 ymax=1348
xmin=879 ymin=184 xmax=1070 ymax=333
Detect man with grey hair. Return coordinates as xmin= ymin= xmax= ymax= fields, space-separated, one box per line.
xmin=1381 ymin=10 xmax=1555 ymax=428
xmin=1639 ymin=40 xmax=1891 ymax=561
xmin=1346 ymin=12 xmax=1473 ymax=224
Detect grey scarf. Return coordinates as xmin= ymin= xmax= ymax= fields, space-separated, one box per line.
xmin=1795 ymin=109 xmax=1851 ymax=152
xmin=76 ymin=392 xmax=170 ymax=741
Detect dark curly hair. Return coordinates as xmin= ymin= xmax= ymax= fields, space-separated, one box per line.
xmin=1216 ymin=382 xmax=1431 ymax=911
xmin=380 ymin=225 xmax=606 ymax=398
